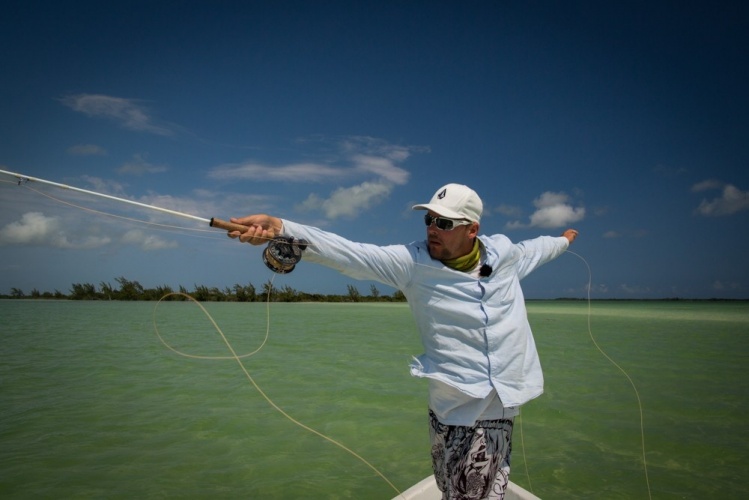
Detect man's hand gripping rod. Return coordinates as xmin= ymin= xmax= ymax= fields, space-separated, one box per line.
xmin=210 ymin=218 xmax=306 ymax=274
xmin=209 ymin=217 xmax=252 ymax=234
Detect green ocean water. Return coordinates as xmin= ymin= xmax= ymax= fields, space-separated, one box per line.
xmin=1 ymin=300 xmax=747 ymax=499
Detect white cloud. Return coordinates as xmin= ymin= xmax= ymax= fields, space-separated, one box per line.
xmin=60 ymin=94 xmax=173 ymax=136
xmin=529 ymin=204 xmax=586 ymax=228
xmin=0 ymin=212 xmax=111 ymax=249
xmin=339 ymin=135 xmax=425 ymax=162
xmin=535 ymin=192 xmax=570 ymax=208
xmin=506 ymin=191 xmax=586 ymax=229
xmin=209 ymin=136 xmax=421 ymax=219
xmin=210 ymin=162 xmax=345 ymax=182
xmin=694 ymin=183 xmax=749 ymax=216
xmin=297 ymin=181 xmax=393 ymax=219
xmin=210 ymin=137 xmax=414 ymax=186
xmin=351 ymin=154 xmax=409 ymax=184
xmin=691 ymin=179 xmax=724 ymax=192
xmin=67 ymin=144 xmax=107 ymax=156
xmin=121 ymin=229 xmax=178 ymax=250
xmin=0 ymin=212 xmax=56 ymax=245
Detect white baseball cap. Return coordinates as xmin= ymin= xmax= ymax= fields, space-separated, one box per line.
xmin=412 ymin=183 xmax=483 ymax=222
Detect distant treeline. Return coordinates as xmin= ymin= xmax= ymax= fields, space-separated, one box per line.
xmin=3 ymin=276 xmax=406 ymax=303
xmin=5 ymin=280 xmax=745 ymax=302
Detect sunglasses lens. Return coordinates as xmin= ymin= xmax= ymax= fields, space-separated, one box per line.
xmin=436 ymin=218 xmax=453 ymax=230
xmin=424 ymin=214 xmax=454 ymax=230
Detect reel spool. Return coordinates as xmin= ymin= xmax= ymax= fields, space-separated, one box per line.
xmin=262 ymin=237 xmax=308 ymax=274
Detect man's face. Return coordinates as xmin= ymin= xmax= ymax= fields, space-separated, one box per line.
xmin=425 ymin=211 xmax=479 ymax=261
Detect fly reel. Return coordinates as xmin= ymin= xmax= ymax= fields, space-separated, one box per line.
xmin=262 ymin=237 xmax=308 ymax=274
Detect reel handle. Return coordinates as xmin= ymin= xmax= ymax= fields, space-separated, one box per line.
xmin=209 ymin=217 xmax=250 ymax=234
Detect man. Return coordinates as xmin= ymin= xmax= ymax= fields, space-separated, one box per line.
xmin=228 ymin=183 xmax=578 ymax=500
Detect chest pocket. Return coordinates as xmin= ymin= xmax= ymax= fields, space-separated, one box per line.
xmin=487 ymin=263 xmax=519 ymax=306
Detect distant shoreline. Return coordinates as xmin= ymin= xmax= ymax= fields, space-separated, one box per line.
xmin=3 ymin=277 xmax=747 ymax=302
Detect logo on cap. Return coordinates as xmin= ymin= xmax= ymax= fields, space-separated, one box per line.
xmin=437 ymin=188 xmax=447 ymax=199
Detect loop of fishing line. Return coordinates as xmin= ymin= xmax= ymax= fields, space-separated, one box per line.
xmin=152 ymin=281 xmax=404 ymax=498
xmin=3 ymin=171 xmax=397 ymax=494
xmin=152 ymin=292 xmax=272 ymax=359
xmin=519 ymin=250 xmax=652 ymax=499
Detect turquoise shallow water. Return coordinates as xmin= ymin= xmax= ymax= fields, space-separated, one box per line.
xmin=1 ymin=300 xmax=747 ymax=498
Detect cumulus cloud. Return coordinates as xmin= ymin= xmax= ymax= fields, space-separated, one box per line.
xmin=210 ymin=162 xmax=345 ymax=182
xmin=0 ymin=212 xmax=57 ymax=245
xmin=121 ymin=229 xmax=178 ymax=250
xmin=506 ymin=191 xmax=586 ymax=229
xmin=692 ymin=181 xmax=749 ymax=216
xmin=67 ymin=144 xmax=107 ymax=156
xmin=297 ymin=181 xmax=393 ymax=218
xmin=339 ymin=135 xmax=422 ymax=161
xmin=0 ymin=212 xmax=110 ymax=249
xmin=210 ymin=136 xmax=421 ymax=219
xmin=351 ymin=154 xmax=409 ymax=184
xmin=60 ymin=94 xmax=173 ymax=136
xmin=691 ymin=179 xmax=724 ymax=192
xmin=209 ymin=138 xmax=412 ymax=186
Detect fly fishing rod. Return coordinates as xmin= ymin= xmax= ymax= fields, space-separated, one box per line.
xmin=0 ymin=168 xmax=306 ymax=273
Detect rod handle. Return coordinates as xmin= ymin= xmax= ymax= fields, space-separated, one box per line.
xmin=210 ymin=217 xmax=251 ymax=234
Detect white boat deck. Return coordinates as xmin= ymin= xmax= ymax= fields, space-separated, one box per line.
xmin=394 ymin=475 xmax=540 ymax=500
xmin=393 ymin=476 xmax=541 ymax=500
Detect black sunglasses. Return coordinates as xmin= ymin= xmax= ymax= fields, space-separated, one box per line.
xmin=424 ymin=214 xmax=472 ymax=231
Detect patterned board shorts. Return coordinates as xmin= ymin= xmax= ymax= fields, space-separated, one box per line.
xmin=429 ymin=410 xmax=515 ymax=500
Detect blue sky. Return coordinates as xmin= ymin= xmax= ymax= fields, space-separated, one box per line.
xmin=1 ymin=1 xmax=748 ymax=299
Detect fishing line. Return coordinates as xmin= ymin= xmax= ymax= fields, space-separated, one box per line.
xmin=5 ymin=171 xmax=650 ymax=496
xmin=1 ymin=169 xmax=209 ymax=223
xmin=3 ymin=177 xmax=220 ymax=237
xmin=567 ymin=249 xmax=652 ymax=500
xmin=152 ymin=282 xmax=405 ymax=498
xmin=3 ymin=171 xmax=401 ymax=494
xmin=517 ymin=412 xmax=533 ymax=494
xmin=518 ymin=250 xmax=652 ymax=499
xmin=2 ymin=171 xmax=306 ymax=254
xmin=152 ymin=291 xmax=271 ymax=359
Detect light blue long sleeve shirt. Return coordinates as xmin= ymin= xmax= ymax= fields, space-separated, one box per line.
xmin=280 ymin=220 xmax=569 ymax=423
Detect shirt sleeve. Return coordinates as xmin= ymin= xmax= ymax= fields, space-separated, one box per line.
xmin=515 ymin=235 xmax=570 ymax=280
xmin=280 ymin=219 xmax=416 ymax=291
